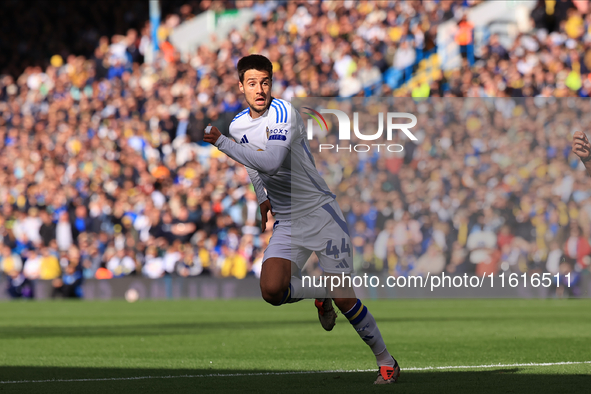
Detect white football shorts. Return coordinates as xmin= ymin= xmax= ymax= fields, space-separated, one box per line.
xmin=263 ymin=199 xmax=354 ymax=274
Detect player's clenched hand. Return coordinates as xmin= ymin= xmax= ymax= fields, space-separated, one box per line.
xmin=260 ymin=199 xmax=276 ymax=232
xmin=203 ymin=124 xmax=222 ymax=145
xmin=572 ymin=131 xmax=591 ymax=162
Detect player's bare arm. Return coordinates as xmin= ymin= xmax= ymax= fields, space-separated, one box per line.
xmin=572 ymin=131 xmax=591 ymax=177
xmin=202 ymin=123 xmax=222 ymax=144
xmin=259 ymin=200 xmax=275 ymax=232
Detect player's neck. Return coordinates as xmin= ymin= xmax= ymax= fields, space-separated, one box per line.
xmin=249 ymin=102 xmax=271 ymax=120
xmin=250 ymin=108 xmax=263 ymax=119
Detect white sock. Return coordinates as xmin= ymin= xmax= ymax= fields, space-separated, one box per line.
xmin=376 ymin=349 xmax=394 ymax=367
xmin=344 ymin=299 xmax=394 ymax=367
xmin=281 ymin=276 xmax=327 ymax=304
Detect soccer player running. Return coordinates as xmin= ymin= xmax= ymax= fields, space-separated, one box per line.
xmin=204 ymin=54 xmax=399 ymax=384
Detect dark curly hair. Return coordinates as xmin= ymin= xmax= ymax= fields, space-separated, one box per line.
xmin=237 ymin=54 xmax=273 ymax=83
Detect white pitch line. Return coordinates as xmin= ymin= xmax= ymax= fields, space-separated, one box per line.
xmin=1 ymin=361 xmax=589 ymax=384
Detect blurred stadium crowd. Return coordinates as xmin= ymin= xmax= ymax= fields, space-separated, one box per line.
xmin=436 ymin=0 xmax=591 ymax=98
xmin=0 ymin=0 xmax=590 ymax=298
xmin=305 ymin=97 xmax=590 ymax=298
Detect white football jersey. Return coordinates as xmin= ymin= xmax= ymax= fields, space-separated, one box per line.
xmin=228 ymin=98 xmax=335 ymax=220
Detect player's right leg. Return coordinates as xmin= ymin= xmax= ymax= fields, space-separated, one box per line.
xmin=331 ymin=286 xmax=400 ymax=384
xmin=307 ymin=200 xmax=400 ymax=383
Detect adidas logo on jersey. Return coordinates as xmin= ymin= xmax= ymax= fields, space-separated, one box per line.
xmin=336 ymin=260 xmax=349 ymax=269
xmin=240 ymin=135 xmax=249 ymax=144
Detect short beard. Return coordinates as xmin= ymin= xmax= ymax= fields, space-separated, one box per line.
xmin=251 ymin=105 xmax=266 ymax=114
xmin=247 ymin=98 xmax=269 ymax=115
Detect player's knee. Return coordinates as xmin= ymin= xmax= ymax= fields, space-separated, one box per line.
xmin=260 ymin=283 xmax=286 ymax=306
xmin=261 ymin=290 xmax=283 ymax=306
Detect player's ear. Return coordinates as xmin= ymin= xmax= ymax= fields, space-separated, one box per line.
xmin=239 ymin=81 xmax=244 ymax=93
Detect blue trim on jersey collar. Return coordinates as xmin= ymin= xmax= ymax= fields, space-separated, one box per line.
xmin=231 ymin=108 xmax=249 ymax=123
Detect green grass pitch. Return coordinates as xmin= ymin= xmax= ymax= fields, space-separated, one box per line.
xmin=0 ymin=299 xmax=590 ymax=393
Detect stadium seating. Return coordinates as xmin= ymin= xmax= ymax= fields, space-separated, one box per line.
xmin=1 ymin=0 xmax=590 ymax=300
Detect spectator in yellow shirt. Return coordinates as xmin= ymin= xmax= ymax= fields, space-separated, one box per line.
xmin=221 ymin=247 xmax=248 ymax=279
xmin=1 ymin=245 xmax=23 ymax=274
xmin=40 ymin=247 xmax=61 ymax=280
xmin=565 ymin=8 xmax=584 ymax=39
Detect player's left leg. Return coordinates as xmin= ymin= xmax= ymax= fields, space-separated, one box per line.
xmin=262 ymin=218 xmax=335 ymax=329
xmin=259 ymin=257 xmax=293 ymax=305
xmin=261 ymin=218 xmax=329 ymax=306
xmin=259 ymin=256 xmax=328 ymax=305
xmin=331 ymin=286 xmax=400 ymax=384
